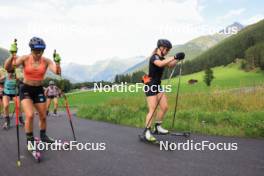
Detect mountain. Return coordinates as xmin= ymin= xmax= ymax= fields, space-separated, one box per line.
xmin=122 ymin=59 xmax=148 ymax=74
xmin=0 ymin=45 xmax=144 ymax=82
xmin=0 ymin=22 xmax=247 ymax=83
xmin=62 ymin=56 xmax=145 ymax=82
xmin=0 ymin=47 xmax=10 ymax=65
xmin=122 ymin=34 xmax=228 ymax=74
xmin=168 ymin=33 xmax=229 ymax=59
xmin=181 ymin=19 xmax=264 ymax=75
xmin=219 ymin=22 xmax=244 ymax=35
xmin=123 ymin=22 xmax=244 ymax=74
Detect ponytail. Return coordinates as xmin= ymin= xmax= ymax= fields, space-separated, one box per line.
xmin=151 ymin=48 xmax=158 ymax=56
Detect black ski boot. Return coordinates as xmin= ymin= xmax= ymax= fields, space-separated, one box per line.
xmin=27 ymin=133 xmax=35 ymax=150
xmin=3 ymin=116 xmax=10 ymax=130
xmin=53 ymin=109 xmax=58 ymax=117
xmin=19 ymin=116 xmax=25 ymax=126
xmin=41 ymin=135 xmax=55 ymax=143
xmin=40 ymin=130 xmax=55 ymax=143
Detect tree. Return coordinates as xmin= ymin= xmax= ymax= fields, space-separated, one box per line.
xmin=131 ymin=71 xmax=145 ymax=83
xmin=245 ymin=42 xmax=264 ymax=70
xmin=114 ymin=75 xmax=120 ymax=83
xmin=204 ymin=67 xmax=214 ymax=86
xmin=43 ymin=77 xmax=72 ymax=92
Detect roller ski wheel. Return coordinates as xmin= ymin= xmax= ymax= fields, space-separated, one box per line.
xmin=170 ymin=132 xmax=191 ymax=138
xmin=153 ymin=129 xmax=191 ymax=138
xmin=27 ymin=142 xmax=41 ymax=163
xmin=138 ymin=134 xmax=160 ymax=146
xmin=28 ymin=150 xmax=41 ymax=163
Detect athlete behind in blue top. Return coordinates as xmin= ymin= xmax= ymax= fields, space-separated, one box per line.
xmin=0 ymin=80 xmax=4 ymax=118
xmin=0 ymin=72 xmax=24 ymax=129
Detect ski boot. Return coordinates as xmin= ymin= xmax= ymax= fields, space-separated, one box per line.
xmin=19 ymin=116 xmax=25 ymax=126
xmin=27 ymin=136 xmax=41 ymax=162
xmin=52 ymin=109 xmax=58 ymax=117
xmin=153 ymin=122 xmax=169 ymax=135
xmin=144 ymin=128 xmax=156 ymax=142
xmin=2 ymin=116 xmax=10 ymax=130
xmin=41 ymin=134 xmax=55 ymax=144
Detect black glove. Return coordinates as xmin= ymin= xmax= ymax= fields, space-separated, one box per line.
xmin=174 ymin=52 xmax=185 ymax=60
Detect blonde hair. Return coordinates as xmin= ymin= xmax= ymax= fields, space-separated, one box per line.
xmin=145 ymin=48 xmax=159 ymax=66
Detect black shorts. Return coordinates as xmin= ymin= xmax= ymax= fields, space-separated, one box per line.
xmin=20 ymin=84 xmax=46 ymax=104
xmin=47 ymin=95 xmax=58 ymax=99
xmin=144 ymin=84 xmax=163 ymax=97
xmin=3 ymin=92 xmax=18 ymax=100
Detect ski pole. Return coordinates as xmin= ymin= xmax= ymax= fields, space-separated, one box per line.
xmin=15 ymin=96 xmax=21 ymax=167
xmin=62 ymin=94 xmax=76 ymax=141
xmin=145 ymin=65 xmax=177 ymax=130
xmin=53 ymin=50 xmax=76 ymax=141
xmin=11 ymin=39 xmax=21 ymax=167
xmin=171 ymin=60 xmax=183 ymax=129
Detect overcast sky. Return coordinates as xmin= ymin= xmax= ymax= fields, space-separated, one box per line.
xmin=0 ymin=0 xmax=263 ymax=65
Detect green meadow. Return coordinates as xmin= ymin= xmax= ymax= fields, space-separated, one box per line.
xmin=65 ymin=63 xmax=264 ymax=138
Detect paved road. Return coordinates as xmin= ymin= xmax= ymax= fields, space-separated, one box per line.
xmin=0 ymin=112 xmax=263 ymax=176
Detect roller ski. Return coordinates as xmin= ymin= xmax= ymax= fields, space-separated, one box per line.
xmin=35 ymin=134 xmax=55 ymax=144
xmin=27 ymin=140 xmax=41 ymax=163
xmin=138 ymin=134 xmax=160 ymax=146
xmin=152 ymin=122 xmax=169 ymax=135
xmin=34 ymin=136 xmax=70 ymax=149
xmin=152 ymin=123 xmax=190 ymax=138
xmin=170 ymin=131 xmax=191 ymax=137
xmin=2 ymin=122 xmax=10 ymax=130
xmin=152 ymin=129 xmax=191 ymax=138
xmin=139 ymin=128 xmax=171 ymax=147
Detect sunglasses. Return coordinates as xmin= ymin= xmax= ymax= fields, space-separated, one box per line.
xmin=32 ymin=49 xmax=44 ymax=54
xmin=165 ymin=48 xmax=171 ymax=52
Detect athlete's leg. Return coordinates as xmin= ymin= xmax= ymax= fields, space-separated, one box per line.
xmin=0 ymin=97 xmax=3 ymax=117
xmin=145 ymin=95 xmax=159 ymax=128
xmin=3 ymin=95 xmax=10 ymax=117
xmin=53 ymin=98 xmax=58 ymax=114
xmin=2 ymin=96 xmax=11 ymax=128
xmin=46 ymin=98 xmax=51 ymax=115
xmin=154 ymin=92 xmax=169 ymax=134
xmin=156 ymin=92 xmax=168 ymax=121
xmin=35 ymin=102 xmax=54 ymax=143
xmin=144 ymin=95 xmax=159 ymax=141
xmin=21 ymin=99 xmax=35 ymax=133
xmin=21 ymin=99 xmax=35 ymax=144
xmin=35 ymin=103 xmax=47 ymax=131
